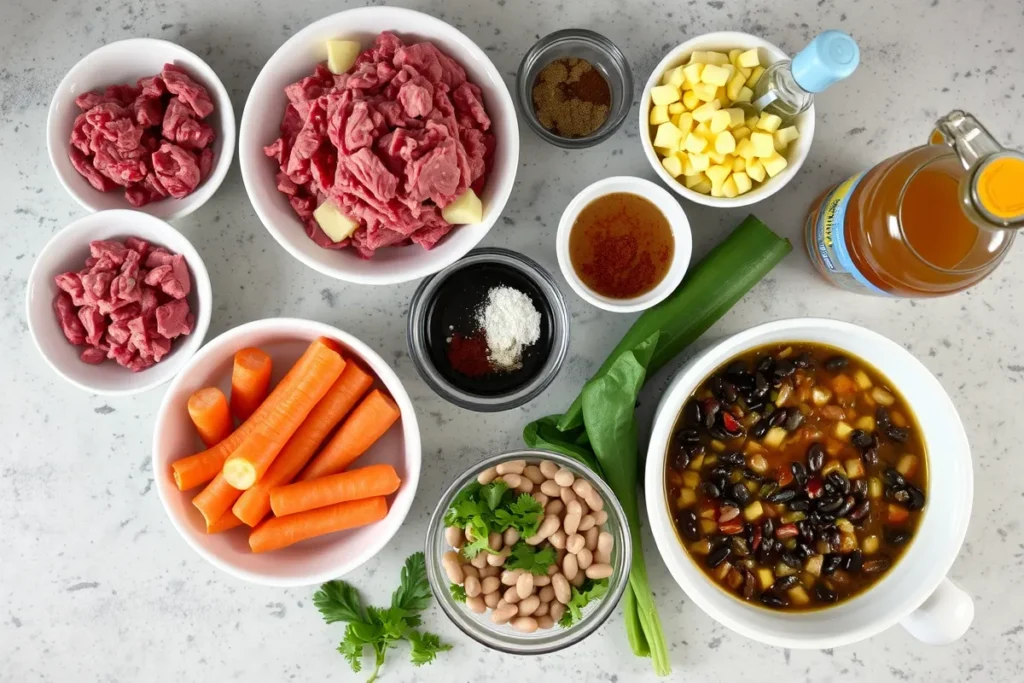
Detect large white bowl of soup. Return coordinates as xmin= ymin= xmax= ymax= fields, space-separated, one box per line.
xmin=644 ymin=317 xmax=974 ymax=648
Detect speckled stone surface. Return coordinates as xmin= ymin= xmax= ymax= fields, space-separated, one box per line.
xmin=2 ymin=0 xmax=1023 ymax=681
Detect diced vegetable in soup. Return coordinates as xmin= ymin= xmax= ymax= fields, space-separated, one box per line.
xmin=664 ymin=343 xmax=927 ymax=610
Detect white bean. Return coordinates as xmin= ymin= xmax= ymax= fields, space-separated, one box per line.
xmin=548 ymin=529 xmax=567 ymax=550
xmin=537 ymin=614 xmax=555 ymax=630
xmin=552 ymin=573 xmax=571 ymax=604
xmin=445 ymin=526 xmax=464 ymax=548
xmin=597 ymin=531 xmax=614 ymax=557
xmin=593 ymin=509 xmax=608 ymax=525
xmin=577 ymin=499 xmax=590 ymax=517
xmin=562 ymin=553 xmax=579 ymax=581
xmin=585 ymin=563 xmax=613 ymax=580
xmin=470 ymin=552 xmax=488 ymax=569
xmin=486 ymin=548 xmax=509 ymax=567
xmin=479 ymin=564 xmax=499 ymax=578
xmin=578 ymin=514 xmax=596 ymax=532
xmin=570 ymin=571 xmax=586 ymax=587
xmin=481 ymin=576 xmax=500 ymax=595
xmin=539 ymin=460 xmax=559 ymax=478
xmin=523 ymin=465 xmax=546 ymax=485
xmin=547 ymin=563 xmax=559 ymax=576
xmin=501 ymin=569 xmax=522 ymax=586
xmin=501 ymin=473 xmax=523 ymax=489
xmin=554 ymin=468 xmax=575 ymax=487
xmin=545 ymin=499 xmax=565 ymax=517
xmin=566 ymin=533 xmax=585 ymax=555
xmin=461 ymin=564 xmax=479 ymax=580
xmin=496 ymin=459 xmax=526 ymax=475
xmin=488 ymin=532 xmax=502 ymax=551
xmin=504 ymin=586 xmax=522 ymax=604
xmin=576 ymin=547 xmax=593 ymax=570
xmin=466 ymin=595 xmax=486 ymax=613
xmin=534 ymin=600 xmax=549 ymax=617
xmin=516 ymin=477 xmax=534 ymax=494
xmin=533 ymin=574 xmax=551 ymax=587
xmin=532 ymin=492 xmax=549 ymax=506
xmin=511 ymin=617 xmax=538 ymax=633
xmin=484 ymin=591 xmax=501 ymax=609
xmin=584 ymin=490 xmax=604 ymax=512
xmin=491 ymin=603 xmax=517 ymax=624
xmin=517 ymin=595 xmax=540 ymax=617
xmin=525 ymin=515 xmax=560 ymax=545
xmin=503 ymin=528 xmax=520 ymax=547
xmin=442 ymin=551 xmax=463 ymax=584
xmin=464 ymin=575 xmax=481 ymax=598
xmin=516 ymin=572 xmax=534 ymax=600
xmin=572 ymin=478 xmax=593 ymax=499
xmin=477 ymin=467 xmax=498 ymax=485
xmin=563 ymin=512 xmax=581 ymax=536
xmin=559 ymin=486 xmax=577 ymax=504
xmin=585 ymin=526 xmax=600 ymax=551
xmin=566 ymin=500 xmax=582 ymax=516
xmin=539 ymin=585 xmax=555 ymax=602
xmin=540 ymin=479 xmax=561 ymax=497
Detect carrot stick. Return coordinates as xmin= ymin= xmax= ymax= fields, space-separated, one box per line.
xmin=206 ymin=511 xmax=244 ymax=534
xmin=230 ymin=348 xmax=273 ymax=422
xmin=271 ymin=464 xmax=400 ymax=517
xmin=232 ymin=362 xmax=375 ymax=526
xmin=248 ymin=496 xmax=388 ymax=553
xmin=299 ymin=390 xmax=401 ymax=481
xmin=170 ymin=338 xmax=332 ymax=491
xmin=222 ymin=345 xmax=345 ymax=490
xmin=193 ymin=473 xmax=243 ymax=527
xmin=187 ymin=387 xmax=233 ymax=447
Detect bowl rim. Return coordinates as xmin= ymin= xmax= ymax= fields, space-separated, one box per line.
xmin=237 ymin=6 xmax=520 ymax=285
xmin=25 ymin=209 xmax=212 ymax=396
xmin=45 ymin=37 xmax=237 ymax=222
xmin=638 ymin=31 xmax=816 ymax=208
xmin=643 ymin=317 xmax=974 ymax=648
xmin=555 ymin=175 xmax=692 ymax=313
xmin=424 ymin=448 xmax=633 ymax=654
xmin=151 ymin=317 xmax=422 ymax=586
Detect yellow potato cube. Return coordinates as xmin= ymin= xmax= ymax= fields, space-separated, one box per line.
xmin=314 ymin=200 xmax=360 ymax=241
xmin=756 ymin=113 xmax=783 ymax=133
xmin=733 ymin=171 xmax=752 ymax=194
xmin=654 ymin=145 xmax=675 ymax=158
xmin=651 ymin=84 xmax=682 ymax=106
xmin=729 ymin=48 xmax=743 ymax=66
xmin=714 ymin=87 xmax=730 ymax=108
xmin=326 ymin=40 xmax=362 ymax=75
xmin=653 ymin=121 xmax=684 ymax=148
xmin=662 ymin=65 xmax=687 ymax=88
xmin=723 ymin=108 xmax=745 ymax=127
xmin=774 ymin=126 xmax=800 ymax=149
xmin=737 ymin=48 xmax=760 ymax=68
xmin=750 ymin=131 xmax=775 ymax=158
xmin=746 ymin=159 xmax=766 ymax=182
xmin=691 ymin=100 xmax=721 ymax=123
xmin=762 ymin=151 xmax=789 ymax=177
xmin=684 ymin=171 xmax=708 ymax=189
xmin=721 ymin=176 xmax=739 ymax=198
xmin=704 ymin=51 xmax=730 ymax=65
xmin=710 ymin=184 xmax=724 ymax=197
xmin=673 ymin=112 xmax=694 ymax=133
xmin=745 ymin=115 xmax=760 ymax=129
xmin=668 ymin=102 xmax=686 ymax=114
xmin=681 ymin=155 xmax=698 ymax=176
xmin=734 ymin=86 xmax=753 ymax=103
xmin=726 ymin=71 xmax=747 ymax=101
xmin=683 ymin=63 xmax=704 ymax=88
xmin=692 ymin=177 xmax=713 ymax=194
xmin=732 ymin=156 xmax=746 ymax=173
xmin=746 ymin=65 xmax=765 ymax=88
xmin=700 ymin=63 xmax=731 ymax=87
xmin=714 ymin=130 xmax=736 ymax=155
xmin=706 ymin=164 xmax=731 ymax=185
xmin=709 ymin=109 xmax=732 ymax=134
xmin=688 ymin=152 xmax=710 ymax=172
xmin=707 ymin=149 xmax=727 ymax=165
xmin=661 ymin=155 xmax=684 ymax=178
xmin=736 ymin=138 xmax=757 ymax=161
xmin=731 ymin=125 xmax=751 ymax=141
xmin=692 ymin=82 xmax=718 ymax=102
xmin=738 ymin=66 xmax=752 ymax=79
xmin=649 ymin=105 xmax=670 ymax=125
xmin=682 ymin=90 xmax=701 ymax=109
xmin=688 ymin=51 xmax=708 ymax=64
xmin=683 ymin=132 xmax=708 ymax=153
xmin=693 ymin=120 xmax=713 ymax=137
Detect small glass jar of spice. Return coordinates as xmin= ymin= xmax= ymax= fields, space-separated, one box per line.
xmin=517 ymin=29 xmax=634 ymax=148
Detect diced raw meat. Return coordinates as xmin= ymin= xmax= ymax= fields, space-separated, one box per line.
xmin=145 ymin=248 xmax=174 ymax=268
xmin=143 ymin=264 xmax=172 ymax=286
xmin=80 ymin=347 xmax=107 ymax=364
xmin=405 ymin=137 xmax=460 ymax=203
xmin=107 ymin=342 xmax=135 ymax=367
xmin=106 ymin=320 xmax=131 ymax=345
xmin=69 ymin=147 xmax=117 ymax=192
xmin=162 ymin=63 xmax=214 ymax=118
xmin=150 ymin=336 xmax=173 ymax=361
xmin=198 ymin=147 xmax=214 ymax=180
xmin=152 ymin=142 xmax=200 ymax=198
xmin=90 ymin=239 xmax=129 ymax=266
xmin=54 ymin=293 xmax=87 ymax=345
xmin=155 ymin=299 xmax=191 ymax=338
xmin=141 ymin=288 xmax=159 ymax=317
xmin=343 ymin=101 xmax=385 ymax=152
xmin=78 ymin=305 xmax=107 ymax=346
xmin=81 ymin=269 xmax=114 ymax=305
xmin=123 ymin=237 xmax=150 ymax=257
xmin=93 ymin=142 xmax=148 ymax=186
xmin=127 ymin=355 xmax=156 ymax=372
xmin=162 ymin=97 xmax=194 ymax=139
xmin=55 ymin=271 xmax=85 ymax=305
xmin=398 ymin=78 xmax=434 ymax=118
xmin=453 ymin=82 xmax=490 ymax=131
xmin=71 ymin=114 xmax=94 ymax=155
xmin=105 ymin=84 xmax=141 ymax=105
xmin=136 ymin=75 xmax=166 ymax=98
xmin=132 ymin=96 xmax=164 ymax=128
xmin=109 ymin=303 xmax=141 ymax=322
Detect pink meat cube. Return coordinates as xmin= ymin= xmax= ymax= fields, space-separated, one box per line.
xmin=90 ymin=240 xmax=128 ymax=266
xmin=105 ymin=84 xmax=141 ymax=106
xmin=80 ymin=347 xmax=107 ymax=364
xmin=143 ymin=264 xmax=172 ymax=286
xmin=55 ymin=271 xmax=86 ymax=305
xmin=107 ymin=342 xmax=135 ymax=368
xmin=71 ymin=114 xmax=94 ymax=155
xmin=127 ymin=316 xmax=154 ymax=358
xmin=152 ymin=142 xmax=200 ymax=198
xmin=150 ymin=336 xmax=173 ymax=362
xmin=145 ymin=248 xmax=175 ymax=268
xmin=127 ymin=355 xmax=156 ymax=373
xmin=123 ymin=237 xmax=150 ymax=257
xmin=106 ymin=320 xmax=131 ymax=345
xmin=54 ymin=293 xmax=87 ymax=345
xmin=132 ymin=96 xmax=165 ymax=128
xmin=136 ymin=75 xmax=166 ymax=98
xmin=80 ymin=269 xmax=114 ymax=305
xmin=69 ymin=147 xmax=117 ymax=192
xmin=77 ymin=305 xmax=107 ymax=346
xmin=109 ymin=302 xmax=141 ymax=322
xmin=140 ymin=288 xmax=159 ymax=317
xmin=198 ymin=147 xmax=215 ymax=180
xmin=162 ymin=254 xmax=191 ymax=299
xmin=155 ymin=299 xmax=191 ymax=338
xmin=161 ymin=64 xmax=214 ymax=118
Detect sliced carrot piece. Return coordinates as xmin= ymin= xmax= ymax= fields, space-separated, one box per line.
xmin=193 ymin=473 xmax=243 ymax=528
xmin=271 ymin=464 xmax=400 ymax=517
xmin=232 ymin=362 xmax=375 ymax=526
xmin=187 ymin=387 xmax=233 ymax=447
xmin=248 ymin=496 xmax=388 ymax=553
xmin=299 ymin=390 xmax=401 ymax=481
xmin=230 ymin=348 xmax=273 ymax=422
xmin=206 ymin=511 xmax=244 ymax=534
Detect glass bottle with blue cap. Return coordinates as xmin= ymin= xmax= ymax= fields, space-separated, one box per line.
xmin=750 ymin=30 xmax=860 ymax=121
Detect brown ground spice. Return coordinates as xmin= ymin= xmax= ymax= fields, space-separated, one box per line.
xmin=531 ymin=57 xmax=612 ymax=138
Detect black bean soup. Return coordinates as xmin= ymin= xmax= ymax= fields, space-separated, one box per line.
xmin=664 ymin=343 xmax=927 ymax=611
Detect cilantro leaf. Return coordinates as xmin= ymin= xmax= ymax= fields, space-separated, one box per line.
xmin=392 ymin=552 xmax=432 ymax=614
xmin=444 ymin=482 xmax=485 ymax=526
xmin=481 ymin=480 xmax=510 ymax=510
xmin=407 ymin=630 xmax=453 ymax=666
xmin=503 ymin=541 xmax=557 ymax=575
xmin=459 ymin=515 xmax=494 ymax=559
xmin=449 ymin=583 xmax=467 ymax=603
xmin=492 ymin=493 xmax=544 ymax=537
xmin=339 ymin=624 xmax=365 ymax=673
xmin=558 ymin=578 xmax=610 ymax=628
xmin=314 ymin=580 xmax=365 ymax=624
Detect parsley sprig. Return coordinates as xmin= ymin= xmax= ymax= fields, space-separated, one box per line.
xmin=314 ymin=552 xmax=451 ymax=683
xmin=444 ymin=480 xmax=544 ymax=558
xmin=503 ymin=541 xmax=557 ymax=575
xmin=558 ymin=578 xmax=610 ymax=628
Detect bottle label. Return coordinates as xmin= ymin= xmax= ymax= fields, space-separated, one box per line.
xmin=808 ymin=171 xmax=891 ymax=296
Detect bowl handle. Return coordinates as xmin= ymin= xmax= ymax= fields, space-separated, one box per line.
xmin=898 ymin=577 xmax=974 ymax=644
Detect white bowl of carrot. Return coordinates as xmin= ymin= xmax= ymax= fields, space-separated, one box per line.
xmin=152 ymin=317 xmax=420 ymax=586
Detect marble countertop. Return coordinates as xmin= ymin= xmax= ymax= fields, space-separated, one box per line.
xmin=3 ymin=0 xmax=1023 ymax=681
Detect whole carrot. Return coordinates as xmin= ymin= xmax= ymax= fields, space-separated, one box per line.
xmin=299 ymin=390 xmax=401 ymax=481
xmin=230 ymin=348 xmax=273 ymax=421
xmin=206 ymin=511 xmax=244 ymax=534
xmin=271 ymin=464 xmax=400 ymax=517
xmin=187 ymin=387 xmax=233 ymax=447
xmin=232 ymin=362 xmax=375 ymax=526
xmin=248 ymin=496 xmax=388 ymax=553
xmin=193 ymin=473 xmax=243 ymax=528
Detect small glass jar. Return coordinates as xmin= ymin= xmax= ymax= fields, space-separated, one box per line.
xmin=425 ymin=449 xmax=633 ymax=654
xmin=516 ymin=29 xmax=633 ymax=148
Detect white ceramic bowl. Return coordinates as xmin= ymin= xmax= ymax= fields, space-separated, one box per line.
xmin=26 ymin=209 xmax=212 ymax=396
xmin=238 ymin=7 xmax=520 ymax=285
xmin=152 ymin=318 xmax=421 ymax=587
xmin=639 ymin=32 xmax=815 ymax=208
xmin=556 ymin=176 xmax=692 ymax=313
xmin=645 ymin=318 xmax=974 ymax=648
xmin=47 ymin=38 xmax=236 ymax=221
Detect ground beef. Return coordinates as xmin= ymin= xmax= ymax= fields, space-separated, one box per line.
xmin=53 ymin=238 xmax=195 ymax=371
xmin=264 ymin=32 xmax=495 ymax=259
xmin=68 ymin=64 xmax=216 ymax=207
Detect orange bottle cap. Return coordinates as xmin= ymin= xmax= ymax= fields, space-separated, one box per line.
xmin=976 ymin=155 xmax=1024 ymax=221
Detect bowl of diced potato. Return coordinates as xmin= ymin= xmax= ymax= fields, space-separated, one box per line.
xmin=640 ymin=32 xmax=814 ymax=207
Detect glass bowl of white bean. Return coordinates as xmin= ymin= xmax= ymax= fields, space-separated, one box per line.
xmin=425 ymin=449 xmax=632 ymax=654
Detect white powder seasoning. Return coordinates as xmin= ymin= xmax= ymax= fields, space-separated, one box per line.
xmin=476 ymin=286 xmax=542 ymax=371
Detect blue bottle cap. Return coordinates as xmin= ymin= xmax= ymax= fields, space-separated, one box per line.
xmin=791 ymin=30 xmax=860 ymax=93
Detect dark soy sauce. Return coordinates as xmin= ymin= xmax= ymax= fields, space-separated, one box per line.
xmin=425 ymin=262 xmax=553 ymax=396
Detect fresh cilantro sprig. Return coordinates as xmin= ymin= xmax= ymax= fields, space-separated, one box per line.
xmin=313 ymin=552 xmax=451 ymax=682
xmin=449 ymin=583 xmax=466 ymax=603
xmin=444 ymin=481 xmax=544 ymax=558
xmin=504 ymin=541 xmax=557 ymax=575
xmin=558 ymin=578 xmax=610 ymax=628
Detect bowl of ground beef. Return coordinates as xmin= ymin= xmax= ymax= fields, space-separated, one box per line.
xmin=239 ymin=7 xmax=519 ymax=285
xmin=47 ymin=38 xmax=235 ymax=221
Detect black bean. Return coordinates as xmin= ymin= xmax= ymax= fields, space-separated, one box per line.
xmin=743 ymin=569 xmax=758 ymax=599
xmin=731 ymin=483 xmax=752 ymax=507
xmin=790 ymin=461 xmax=808 ymax=487
xmin=711 ymin=465 xmax=730 ymax=481
xmin=677 ymin=510 xmax=700 ymax=541
xmin=892 ymin=489 xmax=911 ymax=504
xmin=758 ymin=482 xmax=779 ymax=499
xmin=862 ymin=557 xmax=892 ymax=574
xmin=756 ymin=356 xmax=774 ymax=375
xmin=844 ymin=550 xmax=863 ymax=573
xmin=807 ymin=443 xmax=825 ymax=472
xmin=745 ymin=398 xmax=765 ymax=412
xmin=709 ymin=425 xmax=729 ymax=440
xmin=751 ymin=419 xmax=770 ymax=440
xmin=850 ymin=429 xmax=873 ymax=448
xmin=821 ymin=554 xmax=843 ymax=575
xmin=709 ymin=376 xmax=725 ymax=399
xmin=807 ymin=511 xmax=823 ymax=526
xmin=793 ymin=352 xmax=813 ymax=369
xmin=768 ymin=488 xmax=797 ymax=504
xmin=824 ymin=355 xmax=848 ymax=371
xmin=756 ymin=544 xmax=774 ymax=564
xmin=670 ymin=447 xmax=691 ymax=470
xmin=685 ymin=399 xmax=704 ymax=427
xmin=773 ymin=359 xmax=795 ymax=377
xmin=726 ymin=360 xmax=748 ymax=377
xmin=814 ymin=584 xmax=839 ymax=603
xmin=848 ymin=500 xmax=871 ymax=522
xmin=798 ymin=520 xmax=816 ymax=543
xmin=675 ymin=427 xmax=700 ymax=445
xmin=885 ymin=425 xmax=910 ymax=443
xmin=707 ymin=545 xmax=731 ymax=569
xmin=774 ymin=575 xmax=800 ymax=591
xmin=731 ymin=536 xmax=751 ymax=557
xmin=754 ymin=372 xmax=770 ymax=398
xmin=789 ymin=499 xmax=811 ymax=512
xmin=836 ymin=496 xmax=856 ymax=518
xmin=823 ymin=526 xmax=842 ymax=550
xmin=817 ymin=495 xmax=844 ymax=514
xmin=762 ymin=518 xmax=775 ymax=539
xmin=885 ymin=528 xmax=912 ymax=545
xmin=686 ymin=442 xmax=706 ymax=459
xmin=796 ymin=543 xmax=813 ymax=560
xmin=721 ymin=451 xmax=745 ymax=467
xmin=780 ymin=551 xmax=802 ymax=568
xmin=700 ymin=482 xmax=721 ymax=499
xmin=784 ymin=408 xmax=806 ymax=431
xmin=742 ymin=468 xmax=765 ymax=483
xmin=851 ymin=479 xmax=868 ymax=499
xmin=769 ymin=409 xmax=788 ymax=428
xmin=862 ymin=447 xmax=879 ymax=465
xmin=907 ymin=485 xmax=926 ymax=511
xmin=721 ymin=381 xmax=739 ymax=403
xmin=875 ymin=406 xmax=891 ymax=429
xmin=826 ymin=471 xmax=851 ymax=495
xmin=732 ymin=373 xmax=756 ymax=392
xmin=760 ymin=593 xmax=787 ymax=608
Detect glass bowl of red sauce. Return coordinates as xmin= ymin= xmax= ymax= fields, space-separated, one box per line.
xmin=556 ymin=176 xmax=692 ymax=313
xmin=407 ymin=248 xmax=570 ymax=412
